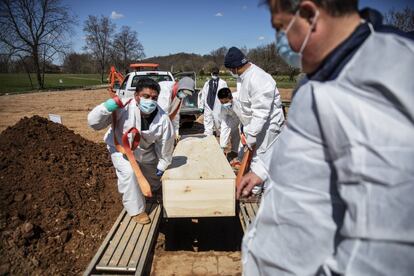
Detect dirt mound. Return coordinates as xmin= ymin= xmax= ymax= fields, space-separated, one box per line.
xmin=0 ymin=116 xmax=122 ymax=275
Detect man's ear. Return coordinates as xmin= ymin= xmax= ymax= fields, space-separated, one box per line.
xmin=299 ymin=0 xmax=319 ymax=25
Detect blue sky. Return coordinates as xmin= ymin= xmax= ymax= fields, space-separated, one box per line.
xmin=64 ymin=0 xmax=414 ymax=59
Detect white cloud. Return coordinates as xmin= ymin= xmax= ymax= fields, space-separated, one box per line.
xmin=111 ymin=11 xmax=124 ymax=20
xmin=215 ymin=12 xmax=223 ymax=17
xmin=242 ymin=5 xmax=248 ymax=10
xmin=258 ymin=36 xmax=265 ymax=40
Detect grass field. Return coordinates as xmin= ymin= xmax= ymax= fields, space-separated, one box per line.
xmin=0 ymin=73 xmax=104 ymax=94
xmin=0 ymin=73 xmax=297 ymax=95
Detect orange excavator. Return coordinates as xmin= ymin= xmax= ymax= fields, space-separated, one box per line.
xmin=107 ymin=66 xmax=124 ymax=97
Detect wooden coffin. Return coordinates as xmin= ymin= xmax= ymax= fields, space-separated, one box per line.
xmin=162 ymin=135 xmax=236 ymax=218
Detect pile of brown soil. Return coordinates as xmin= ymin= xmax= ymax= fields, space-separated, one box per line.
xmin=0 ymin=116 xmax=122 ymax=275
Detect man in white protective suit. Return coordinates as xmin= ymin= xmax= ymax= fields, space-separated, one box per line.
xmin=238 ymin=0 xmax=414 ymax=275
xmin=216 ymin=87 xmax=242 ymax=159
xmin=199 ymin=67 xmax=228 ymax=136
xmin=88 ymin=77 xmax=192 ymax=224
xmin=224 ymin=47 xmax=285 ymax=193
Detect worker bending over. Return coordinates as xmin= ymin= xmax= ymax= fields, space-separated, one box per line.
xmin=224 ymin=47 xmax=285 ymax=190
xmin=88 ymin=78 xmax=175 ymax=224
xmin=217 ymin=87 xmax=242 ymax=160
xmin=158 ymin=77 xmax=194 ymax=138
xmin=199 ymin=67 xmax=228 ymax=136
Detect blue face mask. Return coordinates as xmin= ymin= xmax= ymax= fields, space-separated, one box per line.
xmin=222 ymin=102 xmax=232 ymax=110
xmin=139 ymin=97 xmax=157 ymax=114
xmin=275 ymin=9 xmax=319 ymax=69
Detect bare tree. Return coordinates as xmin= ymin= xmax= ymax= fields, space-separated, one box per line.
xmin=0 ymin=0 xmax=75 ymax=89
xmin=83 ymin=15 xmax=115 ymax=83
xmin=209 ymin=46 xmax=228 ymax=67
xmin=384 ymin=6 xmax=414 ymax=32
xmin=112 ymin=26 xmax=145 ymax=72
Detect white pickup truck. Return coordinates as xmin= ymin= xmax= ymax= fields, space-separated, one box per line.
xmin=116 ymin=63 xmax=175 ymax=99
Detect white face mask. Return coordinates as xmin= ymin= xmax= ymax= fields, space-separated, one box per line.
xmin=222 ymin=102 xmax=232 ymax=110
xmin=138 ymin=97 xmax=157 ymax=114
xmin=211 ymin=74 xmax=218 ymax=80
xmin=275 ymin=9 xmax=319 ymax=69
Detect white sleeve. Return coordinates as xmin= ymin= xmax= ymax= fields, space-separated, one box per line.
xmin=155 ymin=117 xmax=175 ymax=171
xmin=250 ymin=155 xmax=269 ymax=181
xmin=87 ymin=103 xmax=112 ymax=131
xmin=220 ymin=113 xmax=231 ymax=148
xmin=244 ymin=76 xmax=276 ymax=138
xmin=199 ymin=82 xmax=208 ymax=109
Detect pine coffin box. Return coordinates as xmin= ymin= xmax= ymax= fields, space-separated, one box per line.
xmin=162 ymin=135 xmax=236 ymax=218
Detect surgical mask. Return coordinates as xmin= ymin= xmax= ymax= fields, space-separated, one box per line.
xmin=275 ymin=9 xmax=319 ymax=69
xmin=211 ymin=74 xmax=218 ymax=80
xmin=177 ymin=91 xmax=186 ymax=99
xmin=222 ymin=102 xmax=232 ymax=110
xmin=177 ymin=89 xmax=192 ymax=99
xmin=139 ymin=97 xmax=157 ymax=114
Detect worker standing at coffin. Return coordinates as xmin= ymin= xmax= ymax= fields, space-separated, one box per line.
xmin=224 ymin=47 xmax=285 ymax=188
xmin=88 ymin=78 xmax=175 ymax=225
xmin=217 ymin=87 xmax=242 ymax=158
xmin=199 ymin=67 xmax=228 ymax=136
xmin=239 ymin=0 xmax=414 ymax=275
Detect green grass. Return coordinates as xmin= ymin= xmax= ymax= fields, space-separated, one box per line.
xmin=196 ymin=75 xmax=296 ymax=90
xmin=0 ymin=73 xmax=104 ymax=94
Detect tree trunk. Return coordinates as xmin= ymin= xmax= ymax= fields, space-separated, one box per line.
xmin=32 ymin=47 xmax=43 ymax=89
xmin=20 ymin=58 xmax=34 ymax=89
xmin=101 ymin=61 xmax=105 ymax=83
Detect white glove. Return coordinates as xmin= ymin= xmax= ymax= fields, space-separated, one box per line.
xmin=246 ymin=135 xmax=256 ymax=150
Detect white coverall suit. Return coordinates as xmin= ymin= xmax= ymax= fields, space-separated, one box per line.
xmin=219 ymin=92 xmax=241 ymax=153
xmin=242 ymin=18 xmax=414 ymax=276
xmin=238 ymin=63 xmax=285 ymax=181
xmin=88 ymin=99 xmax=174 ymax=216
xmin=158 ymin=81 xmax=180 ymax=136
xmin=199 ymin=78 xmax=228 ymax=135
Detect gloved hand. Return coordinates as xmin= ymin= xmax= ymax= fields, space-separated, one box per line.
xmin=156 ymin=169 xmax=164 ymax=177
xmin=103 ymin=98 xmax=120 ymax=112
xmin=246 ymin=135 xmax=256 ymax=151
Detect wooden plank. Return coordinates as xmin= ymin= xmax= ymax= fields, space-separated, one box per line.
xmin=97 ymin=211 xmax=133 ymax=269
xmin=163 ymin=179 xmax=235 ymax=218
xmin=116 ymin=217 xmax=146 ymax=268
xmin=108 ymin=215 xmax=136 ymax=267
xmin=238 ymin=203 xmax=250 ymax=232
xmin=83 ymin=209 xmax=127 ymax=276
xmin=134 ymin=204 xmax=162 ymax=275
xmin=245 ymin=203 xmax=256 ymax=224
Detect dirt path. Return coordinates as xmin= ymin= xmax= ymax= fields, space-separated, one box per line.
xmin=0 ymin=88 xmax=109 ymax=143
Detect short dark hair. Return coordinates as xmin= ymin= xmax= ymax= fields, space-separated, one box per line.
xmin=217 ymin=87 xmax=233 ymax=99
xmin=211 ymin=67 xmax=220 ymax=74
xmin=262 ymin=0 xmax=358 ymax=17
xmin=135 ymin=77 xmax=160 ymax=94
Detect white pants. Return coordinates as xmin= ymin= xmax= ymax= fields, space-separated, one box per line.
xmin=110 ymin=151 xmax=161 ymax=216
xmin=203 ymin=107 xmax=220 ymax=135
